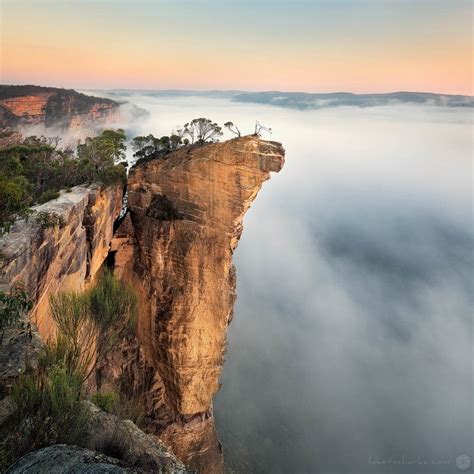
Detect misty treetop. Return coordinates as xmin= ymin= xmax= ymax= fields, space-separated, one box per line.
xmin=0 ymin=129 xmax=127 ymax=234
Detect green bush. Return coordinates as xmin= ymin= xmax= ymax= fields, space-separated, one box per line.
xmin=0 ymin=281 xmax=31 ymax=340
xmin=48 ymin=291 xmax=98 ymax=383
xmin=0 ymin=129 xmax=127 ymax=232
xmin=88 ymin=270 xmax=137 ymax=331
xmin=97 ymin=163 xmax=127 ymax=186
xmin=34 ymin=211 xmax=66 ymax=229
xmin=91 ymin=391 xmax=119 ymax=413
xmin=37 ymin=189 xmax=60 ymax=204
xmin=0 ymin=363 xmax=90 ymax=470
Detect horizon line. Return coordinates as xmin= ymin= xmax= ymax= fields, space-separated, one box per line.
xmin=1 ymin=83 xmax=473 ymax=98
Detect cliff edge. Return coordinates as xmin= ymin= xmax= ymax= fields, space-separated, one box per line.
xmin=109 ymin=136 xmax=285 ymax=472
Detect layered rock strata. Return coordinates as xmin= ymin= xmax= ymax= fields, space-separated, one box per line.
xmin=109 ymin=136 xmax=285 ymax=471
xmin=0 ymin=85 xmax=122 ymax=142
xmin=0 ymin=184 xmax=124 ymax=338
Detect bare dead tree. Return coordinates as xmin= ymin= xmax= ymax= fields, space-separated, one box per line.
xmin=254 ymin=121 xmax=272 ymax=136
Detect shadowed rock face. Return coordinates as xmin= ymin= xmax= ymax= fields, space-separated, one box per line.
xmin=0 ymin=185 xmax=124 ymax=338
xmin=111 ymin=136 xmax=285 ymax=472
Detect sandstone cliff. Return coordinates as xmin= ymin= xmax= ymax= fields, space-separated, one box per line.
xmin=0 ymin=184 xmax=124 ymax=338
xmin=107 ymin=136 xmax=285 ymax=472
xmin=0 ymin=136 xmax=285 ymax=472
xmin=0 ymin=85 xmax=123 ymax=141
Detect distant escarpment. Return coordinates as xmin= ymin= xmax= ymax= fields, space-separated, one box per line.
xmin=0 ymin=85 xmax=128 ymax=139
xmin=104 ymin=136 xmax=285 ymax=472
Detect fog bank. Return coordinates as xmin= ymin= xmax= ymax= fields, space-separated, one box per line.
xmin=99 ymin=93 xmax=473 ymax=473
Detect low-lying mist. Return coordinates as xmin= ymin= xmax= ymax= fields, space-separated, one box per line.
xmin=99 ymin=92 xmax=473 ymax=473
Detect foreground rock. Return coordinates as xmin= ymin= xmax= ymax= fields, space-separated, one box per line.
xmin=6 ymin=445 xmax=139 ymax=474
xmin=85 ymin=402 xmax=190 ymax=473
xmin=109 ymin=136 xmax=285 ymax=472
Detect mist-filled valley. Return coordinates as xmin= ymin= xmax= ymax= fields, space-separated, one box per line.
xmin=90 ymin=92 xmax=472 ymax=473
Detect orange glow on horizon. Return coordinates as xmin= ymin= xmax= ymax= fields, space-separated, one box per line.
xmin=1 ymin=1 xmax=472 ymax=95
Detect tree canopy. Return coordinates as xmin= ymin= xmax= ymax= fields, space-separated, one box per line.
xmin=0 ymin=129 xmax=127 ymax=234
xmin=180 ymin=118 xmax=223 ymax=144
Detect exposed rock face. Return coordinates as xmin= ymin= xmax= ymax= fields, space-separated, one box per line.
xmin=0 ymin=184 xmax=124 ymax=338
xmin=0 ymin=85 xmax=122 ymax=141
xmin=6 ymin=445 xmax=139 ymax=474
xmin=86 ymin=402 xmax=191 ymax=473
xmin=110 ymin=136 xmax=285 ymax=471
xmin=0 ymin=136 xmax=284 ymax=471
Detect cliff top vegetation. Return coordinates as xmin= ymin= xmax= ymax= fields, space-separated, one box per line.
xmin=131 ymin=117 xmax=271 ymax=166
xmin=0 ymin=129 xmax=127 ymax=234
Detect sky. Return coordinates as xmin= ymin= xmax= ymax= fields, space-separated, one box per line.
xmin=0 ymin=0 xmax=472 ymax=94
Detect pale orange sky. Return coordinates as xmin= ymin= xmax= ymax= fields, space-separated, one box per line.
xmin=1 ymin=0 xmax=472 ymax=94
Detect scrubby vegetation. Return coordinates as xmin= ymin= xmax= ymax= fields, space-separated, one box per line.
xmin=131 ymin=117 xmax=225 ymax=164
xmin=0 ymin=129 xmax=127 ymax=234
xmin=48 ymin=291 xmax=99 ymax=383
xmin=0 ymin=364 xmax=91 ymax=469
xmin=91 ymin=390 xmax=119 ymax=413
xmin=0 ymin=281 xmax=31 ymax=341
xmin=0 ymin=270 xmax=139 ymax=470
xmin=88 ymin=269 xmax=137 ymax=331
xmin=34 ymin=211 xmax=66 ymax=229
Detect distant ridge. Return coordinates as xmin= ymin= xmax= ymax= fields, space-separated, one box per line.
xmin=231 ymin=91 xmax=474 ymax=110
xmin=92 ymin=88 xmax=473 ymax=110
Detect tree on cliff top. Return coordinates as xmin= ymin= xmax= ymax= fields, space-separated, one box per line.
xmin=181 ymin=118 xmax=223 ymax=144
xmin=224 ymin=121 xmax=241 ymax=137
xmin=77 ymin=129 xmax=126 ymax=170
xmin=76 ymin=129 xmax=127 ymax=184
xmin=0 ymin=129 xmax=127 ymax=233
xmin=131 ymin=133 xmax=183 ymax=161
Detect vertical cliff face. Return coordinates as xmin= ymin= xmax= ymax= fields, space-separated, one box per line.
xmin=111 ymin=136 xmax=285 ymax=471
xmin=0 ymin=185 xmax=124 ymax=338
xmin=0 ymin=136 xmax=284 ymax=471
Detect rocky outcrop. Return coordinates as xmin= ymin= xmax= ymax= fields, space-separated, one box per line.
xmin=86 ymin=402 xmax=191 ymax=473
xmin=0 ymin=184 xmax=124 ymax=339
xmin=0 ymin=136 xmax=284 ymax=472
xmin=0 ymin=325 xmax=43 ymax=397
xmin=109 ymin=136 xmax=285 ymax=471
xmin=6 ymin=445 xmax=136 ymax=474
xmin=0 ymin=85 xmax=123 ymax=141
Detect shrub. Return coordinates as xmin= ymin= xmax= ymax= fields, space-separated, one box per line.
xmin=0 ymin=281 xmax=31 ymax=340
xmin=112 ymin=393 xmax=146 ymax=427
xmin=91 ymin=390 xmax=119 ymax=413
xmin=0 ymin=174 xmax=32 ymax=234
xmin=97 ymin=163 xmax=127 ymax=186
xmin=37 ymin=189 xmax=60 ymax=204
xmin=48 ymin=291 xmax=99 ymax=383
xmin=0 ymin=129 xmax=127 ymax=231
xmin=0 ymin=363 xmax=90 ymax=470
xmin=34 ymin=211 xmax=66 ymax=229
xmin=88 ymin=270 xmax=137 ymax=331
